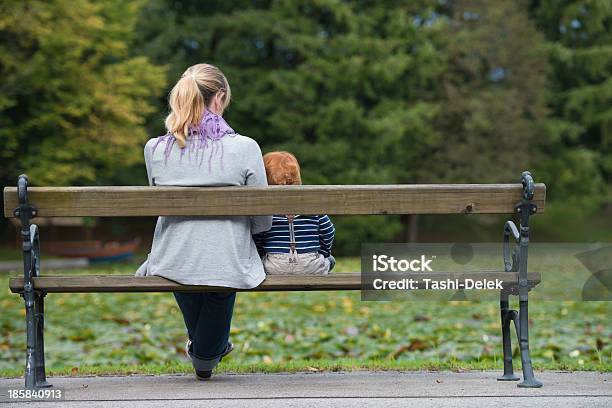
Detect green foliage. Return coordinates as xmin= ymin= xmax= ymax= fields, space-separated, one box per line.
xmin=421 ymin=0 xmax=549 ymax=184
xmin=1 ymin=358 xmax=607 ymax=378
xmin=0 ymin=0 xmax=167 ymax=186
xmin=0 ymin=259 xmax=610 ymax=371
xmin=529 ymin=0 xmax=612 ymax=205
xmin=132 ymin=0 xmax=559 ymax=250
xmin=133 ymin=0 xmax=452 ymax=250
xmin=0 ymin=0 xmax=610 ymax=244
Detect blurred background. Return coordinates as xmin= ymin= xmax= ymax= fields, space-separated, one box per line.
xmin=1 ymin=0 xmax=611 ymax=254
xmin=0 ymin=0 xmax=610 ymax=373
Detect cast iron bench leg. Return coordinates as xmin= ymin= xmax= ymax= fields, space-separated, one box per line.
xmin=515 ymin=172 xmax=542 ymax=388
xmin=499 ymin=220 xmax=520 ymax=381
xmin=498 ymin=296 xmax=519 ymax=381
xmin=498 ymin=172 xmax=542 ymax=387
xmin=34 ymin=292 xmax=51 ymax=388
xmin=517 ymin=300 xmax=540 ymax=387
xmin=15 ymin=175 xmax=51 ymax=389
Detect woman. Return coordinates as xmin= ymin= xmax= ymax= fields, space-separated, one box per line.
xmin=136 ymin=63 xmax=272 ymax=380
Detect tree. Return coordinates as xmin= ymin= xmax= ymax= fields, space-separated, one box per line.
xmin=0 ymin=0 xmax=167 ymax=187
xmin=416 ymin=0 xmax=550 ymax=184
xmin=528 ymin=0 xmax=611 ymax=207
xmin=133 ymin=0 xmax=451 ymax=252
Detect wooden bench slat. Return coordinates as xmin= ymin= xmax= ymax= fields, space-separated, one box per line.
xmin=8 ymin=272 xmax=541 ymax=293
xmin=3 ymin=184 xmax=546 ymax=217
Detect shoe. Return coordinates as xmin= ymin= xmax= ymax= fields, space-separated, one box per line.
xmin=193 ymin=342 xmax=234 ymax=381
xmin=195 ymin=369 xmax=213 ymax=381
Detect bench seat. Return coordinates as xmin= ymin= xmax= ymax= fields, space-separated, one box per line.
xmin=9 ymin=271 xmax=541 ymax=293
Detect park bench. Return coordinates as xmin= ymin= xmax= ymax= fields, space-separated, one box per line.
xmin=4 ymin=172 xmax=546 ymax=389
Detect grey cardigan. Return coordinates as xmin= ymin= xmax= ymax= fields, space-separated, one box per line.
xmin=135 ymin=134 xmax=272 ymax=288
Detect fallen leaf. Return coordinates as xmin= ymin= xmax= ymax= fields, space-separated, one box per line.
xmin=388 ymin=340 xmax=429 ymax=359
xmin=407 ymin=340 xmax=428 ymax=352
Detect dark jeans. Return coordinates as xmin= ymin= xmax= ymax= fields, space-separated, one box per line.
xmin=173 ymin=291 xmax=236 ymax=371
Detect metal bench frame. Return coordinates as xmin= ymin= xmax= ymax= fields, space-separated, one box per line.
xmin=9 ymin=172 xmax=543 ymax=389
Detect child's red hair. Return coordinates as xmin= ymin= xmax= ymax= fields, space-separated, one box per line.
xmin=263 ymin=151 xmax=302 ymax=185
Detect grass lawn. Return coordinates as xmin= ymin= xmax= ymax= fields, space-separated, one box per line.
xmin=0 ymin=245 xmax=23 ymax=261
xmin=0 ymin=257 xmax=610 ymax=378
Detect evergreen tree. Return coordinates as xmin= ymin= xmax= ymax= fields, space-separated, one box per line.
xmin=529 ymin=0 xmax=611 ymax=205
xmin=0 ymin=0 xmax=167 ymax=186
xmin=133 ymin=0 xmax=450 ymax=252
xmin=417 ymin=0 xmax=550 ymax=184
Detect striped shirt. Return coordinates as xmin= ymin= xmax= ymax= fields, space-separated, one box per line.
xmin=253 ymin=215 xmax=335 ymax=257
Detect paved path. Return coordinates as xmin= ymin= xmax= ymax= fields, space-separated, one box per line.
xmin=1 ymin=371 xmax=611 ymax=407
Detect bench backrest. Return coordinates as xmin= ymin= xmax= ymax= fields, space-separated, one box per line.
xmin=3 ymin=184 xmax=546 ymax=217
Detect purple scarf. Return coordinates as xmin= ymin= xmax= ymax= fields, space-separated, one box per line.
xmin=153 ymin=109 xmax=235 ymax=171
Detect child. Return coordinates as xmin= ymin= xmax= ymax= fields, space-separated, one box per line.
xmin=254 ymin=151 xmax=336 ymax=275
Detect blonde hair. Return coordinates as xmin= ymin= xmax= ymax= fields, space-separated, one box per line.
xmin=263 ymin=151 xmax=302 ymax=185
xmin=165 ymin=63 xmax=231 ymax=147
